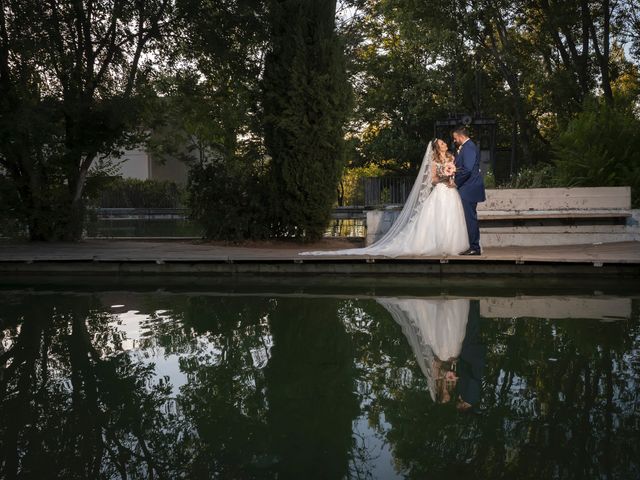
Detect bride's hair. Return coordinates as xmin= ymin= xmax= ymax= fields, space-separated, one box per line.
xmin=431 ymin=138 xmax=447 ymax=164
xmin=434 ymin=359 xmax=458 ymax=403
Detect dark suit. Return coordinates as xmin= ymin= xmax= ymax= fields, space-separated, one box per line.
xmin=457 ymin=300 xmax=485 ymax=408
xmin=454 ymin=139 xmax=486 ymax=251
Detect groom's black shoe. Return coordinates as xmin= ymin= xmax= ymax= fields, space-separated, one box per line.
xmin=459 ymin=248 xmax=482 ymax=256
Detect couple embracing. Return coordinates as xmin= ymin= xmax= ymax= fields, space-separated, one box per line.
xmin=300 ymin=125 xmax=486 ymax=258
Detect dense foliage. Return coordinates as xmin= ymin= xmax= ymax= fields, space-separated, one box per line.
xmin=554 ymin=100 xmax=640 ymax=206
xmin=0 ymin=0 xmax=172 ymax=240
xmin=1 ymin=0 xmax=639 ymax=240
xmin=186 ymin=158 xmax=270 ymax=241
xmin=98 ymin=178 xmax=185 ymax=209
xmin=262 ymin=0 xmax=351 ymax=240
xmin=339 ymin=0 xmax=639 ymax=172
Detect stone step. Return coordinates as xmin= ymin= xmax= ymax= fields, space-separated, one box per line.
xmin=480 ymin=231 xmax=639 ymax=247
xmin=481 ymin=225 xmax=632 ymax=234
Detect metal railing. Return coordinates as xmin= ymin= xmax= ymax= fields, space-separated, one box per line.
xmin=345 ymin=176 xmax=414 ymax=207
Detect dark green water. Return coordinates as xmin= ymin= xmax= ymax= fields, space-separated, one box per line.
xmin=1 ymin=280 xmax=639 ymax=479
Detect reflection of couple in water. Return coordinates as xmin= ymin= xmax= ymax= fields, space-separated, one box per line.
xmin=377 ymin=297 xmax=484 ymax=413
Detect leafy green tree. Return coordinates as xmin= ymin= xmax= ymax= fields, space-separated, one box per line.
xmin=340 ymin=0 xmax=636 ymax=175
xmin=0 ymin=0 xmax=174 ymax=240
xmin=149 ymin=0 xmax=270 ymax=241
xmin=338 ymin=0 xmax=471 ymax=174
xmin=262 ymin=0 xmax=351 ymax=240
xmin=553 ymin=98 xmax=640 ymax=206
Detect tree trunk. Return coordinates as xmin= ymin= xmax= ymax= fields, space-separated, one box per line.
xmin=64 ymin=198 xmax=86 ymax=241
xmin=1 ymin=0 xmax=170 ymax=242
xmin=510 ymin=120 xmax=518 ymax=176
xmin=600 ymin=0 xmax=613 ymax=103
xmin=588 ymin=0 xmax=613 ymax=103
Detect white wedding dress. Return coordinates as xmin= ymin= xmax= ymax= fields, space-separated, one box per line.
xmin=299 ymin=141 xmax=469 ymax=257
xmin=376 ymin=297 xmax=470 ymax=401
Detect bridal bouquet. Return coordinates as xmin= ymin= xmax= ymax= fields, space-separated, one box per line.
xmin=436 ymin=162 xmax=456 ymax=187
xmin=444 ymin=163 xmax=456 ymax=178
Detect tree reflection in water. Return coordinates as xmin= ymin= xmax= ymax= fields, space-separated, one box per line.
xmin=345 ymin=296 xmax=640 ymax=479
xmin=0 ymin=291 xmax=638 ymax=479
xmin=0 ymin=295 xmax=179 ymax=479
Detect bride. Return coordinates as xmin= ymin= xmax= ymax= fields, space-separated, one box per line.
xmin=376 ymin=297 xmax=470 ymax=403
xmin=299 ymin=138 xmax=469 ymax=257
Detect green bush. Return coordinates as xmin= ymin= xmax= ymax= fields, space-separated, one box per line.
xmin=498 ymin=164 xmax=556 ymax=189
xmin=98 ymin=178 xmax=185 ymax=208
xmin=0 ymin=168 xmax=79 ymax=239
xmin=186 ymin=159 xmax=269 ymax=241
xmin=483 ymin=169 xmax=496 ymax=189
xmin=0 ymin=174 xmax=26 ymax=237
xmin=552 ymin=100 xmax=640 ymax=207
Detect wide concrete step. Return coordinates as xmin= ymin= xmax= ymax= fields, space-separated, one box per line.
xmin=482 ymin=225 xmax=631 ymax=234
xmin=481 ymin=231 xmax=639 ymax=247
xmin=478 ymin=209 xmax=631 ymax=220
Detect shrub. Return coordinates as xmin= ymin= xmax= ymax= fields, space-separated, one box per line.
xmin=0 ymin=167 xmax=80 ymax=239
xmin=552 ymin=100 xmax=640 ymax=207
xmin=0 ymin=173 xmax=26 ymax=237
xmin=97 ymin=178 xmax=185 ymax=208
xmin=498 ymin=164 xmax=556 ymax=189
xmin=483 ymin=169 xmax=496 ymax=189
xmin=186 ymin=159 xmax=269 ymax=241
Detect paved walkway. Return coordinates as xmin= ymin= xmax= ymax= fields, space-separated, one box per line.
xmin=1 ymin=239 xmax=638 ymax=264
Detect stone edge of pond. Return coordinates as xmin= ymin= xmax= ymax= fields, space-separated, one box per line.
xmin=0 ymin=257 xmax=638 ymax=278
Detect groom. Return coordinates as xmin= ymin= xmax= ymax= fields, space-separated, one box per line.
xmin=452 ymin=126 xmax=486 ymax=255
xmin=456 ymin=299 xmax=485 ymax=413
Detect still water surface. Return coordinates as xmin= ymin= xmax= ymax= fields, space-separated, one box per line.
xmin=1 ymin=281 xmax=639 ymax=479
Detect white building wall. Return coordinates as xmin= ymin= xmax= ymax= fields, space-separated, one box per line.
xmin=114 ymin=148 xmax=150 ymax=180
xmin=96 ymin=145 xmax=190 ymax=185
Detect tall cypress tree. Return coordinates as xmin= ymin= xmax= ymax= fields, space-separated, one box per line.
xmin=262 ymin=0 xmax=350 ymax=241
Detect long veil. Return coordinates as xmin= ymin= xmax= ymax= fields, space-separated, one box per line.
xmin=376 ymin=297 xmax=438 ymax=401
xmin=299 ymin=140 xmax=435 ymax=257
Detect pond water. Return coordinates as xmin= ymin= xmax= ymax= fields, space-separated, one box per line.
xmin=1 ymin=280 xmax=639 ymax=479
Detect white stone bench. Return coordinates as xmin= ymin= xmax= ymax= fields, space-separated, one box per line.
xmin=479 ymin=186 xmax=631 ymax=219
xmin=366 ymin=186 xmax=639 ymax=247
